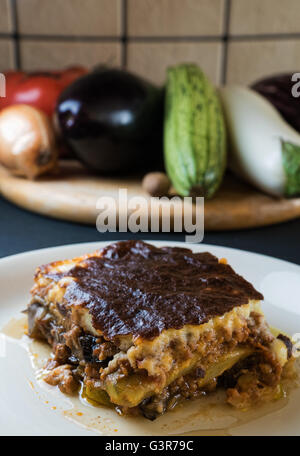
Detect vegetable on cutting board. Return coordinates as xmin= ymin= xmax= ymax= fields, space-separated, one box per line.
xmin=164 ymin=63 xmax=227 ymax=198
xmin=56 ymin=67 xmax=164 ymax=174
xmin=0 ymin=66 xmax=87 ymax=116
xmin=220 ymin=86 xmax=300 ymax=198
xmin=252 ymin=73 xmax=300 ymax=134
xmin=142 ymin=172 xmax=171 ymax=197
xmin=0 ymin=104 xmax=58 ymax=179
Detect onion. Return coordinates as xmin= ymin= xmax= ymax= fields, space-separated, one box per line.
xmin=0 ymin=104 xmax=58 ymax=179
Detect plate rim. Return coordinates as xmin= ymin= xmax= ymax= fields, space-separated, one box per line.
xmin=0 ymin=238 xmax=299 ymax=271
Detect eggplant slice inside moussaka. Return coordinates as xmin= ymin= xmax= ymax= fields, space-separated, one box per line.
xmin=27 ymin=240 xmax=294 ymax=420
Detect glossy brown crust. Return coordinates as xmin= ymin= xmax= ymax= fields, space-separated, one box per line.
xmin=43 ymin=240 xmax=263 ymax=340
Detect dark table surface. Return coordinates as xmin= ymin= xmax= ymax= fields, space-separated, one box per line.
xmin=1 ymin=195 xmax=299 ymax=265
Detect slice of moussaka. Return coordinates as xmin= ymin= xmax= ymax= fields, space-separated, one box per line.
xmin=27 ymin=240 xmax=294 ymax=419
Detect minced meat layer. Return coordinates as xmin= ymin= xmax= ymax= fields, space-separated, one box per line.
xmin=27 ymin=298 xmax=291 ymax=419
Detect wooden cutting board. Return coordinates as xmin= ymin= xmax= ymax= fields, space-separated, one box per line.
xmin=0 ymin=160 xmax=300 ymax=231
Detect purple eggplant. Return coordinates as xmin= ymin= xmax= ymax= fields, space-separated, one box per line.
xmin=56 ymin=67 xmax=164 ymax=174
xmin=252 ymin=73 xmax=300 ymax=133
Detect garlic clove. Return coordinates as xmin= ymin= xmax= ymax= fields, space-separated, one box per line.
xmin=142 ymin=172 xmax=171 ymax=197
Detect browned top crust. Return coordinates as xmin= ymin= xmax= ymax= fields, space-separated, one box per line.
xmin=42 ymin=240 xmax=263 ymax=340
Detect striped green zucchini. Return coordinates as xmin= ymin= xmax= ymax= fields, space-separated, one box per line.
xmin=164 ymin=63 xmax=227 ymax=198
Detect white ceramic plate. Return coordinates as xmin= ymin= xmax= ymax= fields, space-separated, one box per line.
xmin=0 ymin=240 xmax=300 ymax=436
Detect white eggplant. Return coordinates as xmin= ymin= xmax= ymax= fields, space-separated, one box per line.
xmin=219 ymin=86 xmax=300 ymax=197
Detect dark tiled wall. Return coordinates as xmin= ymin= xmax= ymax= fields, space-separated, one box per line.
xmin=0 ymin=0 xmax=300 ymax=85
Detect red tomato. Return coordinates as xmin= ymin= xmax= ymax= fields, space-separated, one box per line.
xmin=0 ymin=66 xmax=88 ymax=116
